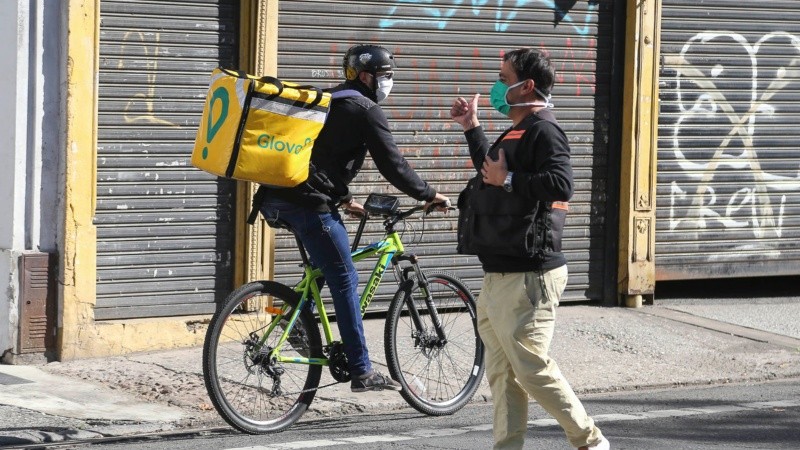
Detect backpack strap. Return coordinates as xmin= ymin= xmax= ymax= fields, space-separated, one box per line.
xmin=330 ymin=89 xmax=362 ymax=99
xmin=247 ymin=185 xmax=268 ymax=225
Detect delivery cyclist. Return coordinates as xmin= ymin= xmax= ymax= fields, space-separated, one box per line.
xmin=253 ymin=44 xmax=450 ymax=392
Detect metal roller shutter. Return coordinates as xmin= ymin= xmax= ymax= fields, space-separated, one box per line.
xmin=95 ymin=0 xmax=239 ymax=320
xmin=657 ymin=0 xmax=800 ymax=280
xmin=275 ymin=0 xmax=615 ymax=307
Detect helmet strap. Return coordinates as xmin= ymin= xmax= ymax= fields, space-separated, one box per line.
xmin=369 ymin=72 xmax=378 ymax=92
xmin=357 ymin=71 xmax=378 ymax=94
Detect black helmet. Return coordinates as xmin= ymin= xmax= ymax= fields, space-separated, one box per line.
xmin=343 ymin=44 xmax=395 ymax=81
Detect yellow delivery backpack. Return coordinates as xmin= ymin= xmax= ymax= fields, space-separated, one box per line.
xmin=191 ymin=68 xmax=332 ymax=187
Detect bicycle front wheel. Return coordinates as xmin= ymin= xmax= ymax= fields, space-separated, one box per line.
xmin=203 ymin=281 xmax=323 ymax=434
xmin=385 ymin=270 xmax=485 ymax=416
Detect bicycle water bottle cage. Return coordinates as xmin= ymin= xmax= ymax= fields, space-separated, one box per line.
xmin=364 ymin=193 xmax=399 ymax=216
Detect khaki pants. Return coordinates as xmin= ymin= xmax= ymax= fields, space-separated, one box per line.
xmin=477 ymin=266 xmax=604 ymax=449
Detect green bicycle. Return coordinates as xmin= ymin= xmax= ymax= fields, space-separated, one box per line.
xmin=202 ymin=193 xmax=485 ymax=434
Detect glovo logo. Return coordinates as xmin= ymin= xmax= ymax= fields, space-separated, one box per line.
xmin=257 ymin=135 xmax=313 ymax=155
xmin=201 ymin=86 xmax=229 ymax=159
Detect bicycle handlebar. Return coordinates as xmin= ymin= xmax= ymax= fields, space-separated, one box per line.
xmin=387 ymin=200 xmax=453 ymax=222
xmin=349 ymin=201 xmax=455 ymax=252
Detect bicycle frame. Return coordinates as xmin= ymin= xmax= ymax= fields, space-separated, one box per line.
xmin=266 ymin=230 xmax=406 ymax=367
xmin=259 ymin=201 xmax=455 ymax=374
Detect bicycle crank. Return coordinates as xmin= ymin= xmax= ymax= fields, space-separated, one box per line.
xmin=327 ymin=342 xmax=352 ymax=382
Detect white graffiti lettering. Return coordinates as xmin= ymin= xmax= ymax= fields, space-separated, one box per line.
xmin=664 ymin=31 xmax=800 ymax=242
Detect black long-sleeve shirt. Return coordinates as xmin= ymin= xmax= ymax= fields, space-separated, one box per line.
xmin=263 ymin=80 xmax=435 ymax=211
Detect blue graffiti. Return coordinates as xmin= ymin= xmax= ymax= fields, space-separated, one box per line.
xmin=378 ymin=0 xmax=598 ymax=35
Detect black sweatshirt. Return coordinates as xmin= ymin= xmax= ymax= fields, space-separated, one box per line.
xmin=261 ymin=80 xmax=435 ymax=211
xmin=463 ymin=109 xmax=573 ymax=272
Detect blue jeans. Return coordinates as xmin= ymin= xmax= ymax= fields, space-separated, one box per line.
xmin=260 ymin=198 xmax=372 ymax=377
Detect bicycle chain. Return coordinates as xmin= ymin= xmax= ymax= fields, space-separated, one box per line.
xmin=270 ymin=380 xmax=342 ymax=397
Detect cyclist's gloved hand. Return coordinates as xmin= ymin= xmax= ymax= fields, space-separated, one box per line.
xmin=424 ymin=192 xmax=451 ymax=214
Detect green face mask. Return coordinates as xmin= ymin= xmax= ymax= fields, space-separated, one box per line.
xmin=489 ymin=80 xmax=553 ymax=116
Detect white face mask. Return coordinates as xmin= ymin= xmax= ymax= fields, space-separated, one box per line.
xmin=376 ymin=76 xmax=393 ymax=103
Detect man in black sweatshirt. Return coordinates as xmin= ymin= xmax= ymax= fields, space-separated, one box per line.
xmin=259 ymin=44 xmax=449 ymax=392
xmin=451 ymin=48 xmax=609 ymax=450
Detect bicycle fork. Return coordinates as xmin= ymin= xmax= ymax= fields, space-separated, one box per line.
xmin=393 ymin=255 xmax=448 ymax=345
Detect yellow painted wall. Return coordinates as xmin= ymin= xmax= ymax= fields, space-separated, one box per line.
xmin=617 ymin=0 xmax=661 ymax=307
xmin=59 ymin=0 xmax=100 ymax=360
xmin=236 ymin=0 xmax=277 ymax=287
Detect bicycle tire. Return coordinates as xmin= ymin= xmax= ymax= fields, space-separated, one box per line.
xmin=385 ymin=270 xmax=485 ymax=416
xmin=203 ymin=281 xmax=323 ymax=433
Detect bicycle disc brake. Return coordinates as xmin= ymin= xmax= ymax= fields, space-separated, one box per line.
xmin=328 ymin=342 xmax=352 ymax=382
xmin=243 ymin=332 xmax=286 ymax=396
xmin=243 ymin=331 xmax=269 ymax=374
xmin=413 ymin=329 xmax=445 ymax=358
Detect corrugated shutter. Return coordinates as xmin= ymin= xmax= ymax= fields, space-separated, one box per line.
xmin=657 ymin=0 xmax=800 ymax=280
xmin=94 ymin=0 xmax=239 ymax=319
xmin=274 ymin=0 xmax=615 ymax=306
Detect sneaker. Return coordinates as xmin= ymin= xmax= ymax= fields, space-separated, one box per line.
xmin=579 ymin=437 xmax=610 ymax=450
xmin=350 ymin=370 xmax=402 ymax=392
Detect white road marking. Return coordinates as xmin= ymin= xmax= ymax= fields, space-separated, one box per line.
xmin=226 ymin=398 xmax=800 ymax=450
xmin=408 ymin=428 xmax=471 ymax=437
xmin=637 ymin=409 xmax=705 ymax=418
xmin=527 ymin=418 xmax=558 ymax=426
xmin=339 ymin=434 xmax=416 ymax=443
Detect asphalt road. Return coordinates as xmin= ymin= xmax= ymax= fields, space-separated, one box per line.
xmin=44 ymin=377 xmax=800 ymax=450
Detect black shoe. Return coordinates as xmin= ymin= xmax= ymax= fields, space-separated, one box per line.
xmin=350 ymin=370 xmax=402 ymax=392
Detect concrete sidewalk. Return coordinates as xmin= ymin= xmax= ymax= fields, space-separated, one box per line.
xmin=2 ymin=298 xmax=800 ymax=446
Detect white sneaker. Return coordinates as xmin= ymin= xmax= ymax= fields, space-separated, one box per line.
xmin=588 ymin=437 xmax=610 ymax=450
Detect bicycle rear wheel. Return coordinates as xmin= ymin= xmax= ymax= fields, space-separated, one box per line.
xmin=385 ymin=270 xmax=485 ymax=415
xmin=203 ymin=281 xmax=323 ymax=433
